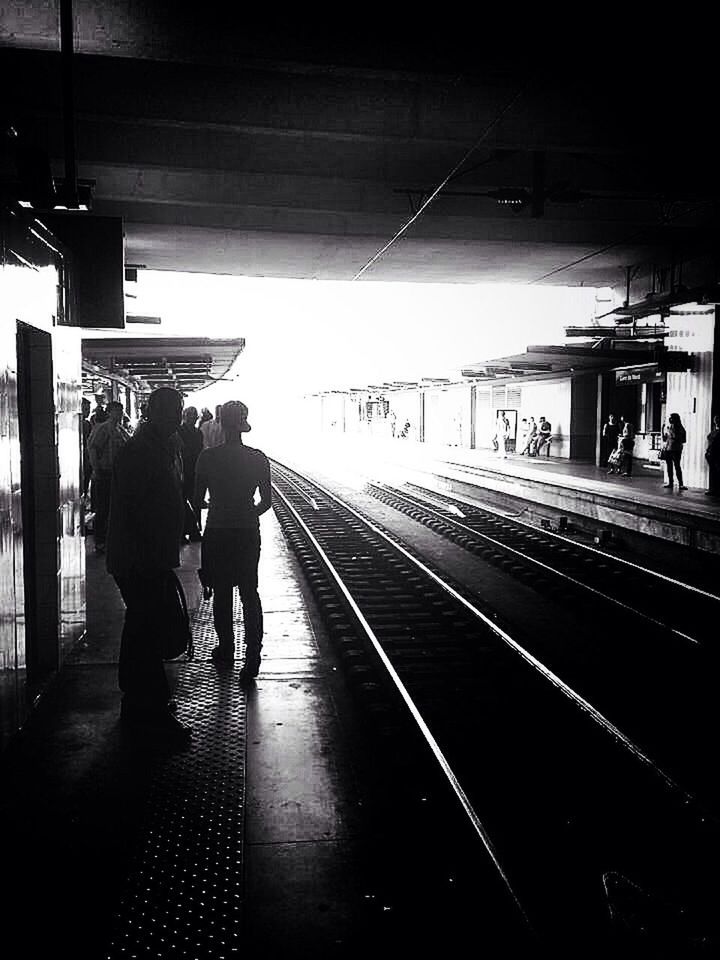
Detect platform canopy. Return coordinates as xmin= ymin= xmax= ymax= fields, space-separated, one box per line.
xmin=461 ymin=343 xmax=691 ymax=380
xmin=82 ymin=337 xmax=245 ymax=394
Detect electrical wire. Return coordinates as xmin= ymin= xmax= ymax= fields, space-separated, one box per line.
xmin=530 ymin=198 xmax=717 ymax=285
xmin=351 ymin=80 xmax=531 ymax=281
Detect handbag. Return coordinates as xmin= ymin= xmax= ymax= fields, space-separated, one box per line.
xmin=162 ymin=571 xmax=194 ymax=661
xmin=657 ymin=447 xmax=669 ymax=462
xmin=183 ymin=499 xmax=202 ymax=542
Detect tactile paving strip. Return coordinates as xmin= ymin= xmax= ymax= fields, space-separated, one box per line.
xmin=105 ymin=593 xmax=248 ymax=960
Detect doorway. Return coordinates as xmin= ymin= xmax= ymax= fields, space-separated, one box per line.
xmin=16 ymin=322 xmax=59 ymax=685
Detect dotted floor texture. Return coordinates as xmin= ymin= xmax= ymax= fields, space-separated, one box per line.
xmin=105 ymin=594 xmax=248 ymax=960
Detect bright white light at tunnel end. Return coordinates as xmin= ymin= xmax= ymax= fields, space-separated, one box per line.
xmin=119 ymin=270 xmax=610 ymax=421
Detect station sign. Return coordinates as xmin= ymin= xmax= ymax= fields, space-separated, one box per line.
xmin=615 ymin=365 xmax=664 ymax=385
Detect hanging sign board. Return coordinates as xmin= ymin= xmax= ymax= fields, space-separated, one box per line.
xmin=615 ymin=365 xmax=664 ymax=385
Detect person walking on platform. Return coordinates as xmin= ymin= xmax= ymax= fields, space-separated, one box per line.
xmin=178 ymin=405 xmax=204 ymax=539
xmin=87 ymin=400 xmax=130 ymax=553
xmin=195 ymin=401 xmax=271 ymax=683
xmin=602 ymin=413 xmax=620 ymax=466
xmin=662 ymin=413 xmax=687 ymax=490
xmin=200 ymin=404 xmax=224 ymax=449
xmin=706 ymin=414 xmax=720 ymax=497
xmin=520 ymin=417 xmax=537 ymax=455
xmin=500 ymin=411 xmax=511 ymax=458
xmin=106 ymin=387 xmax=191 ymax=744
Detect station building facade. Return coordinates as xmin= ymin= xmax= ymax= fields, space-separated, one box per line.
xmin=308 ymin=310 xmax=716 ymax=491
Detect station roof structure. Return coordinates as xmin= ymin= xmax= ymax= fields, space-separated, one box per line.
xmin=81 ymin=337 xmax=245 ymax=394
xmin=3 ymin=11 xmax=719 ymax=291
xmin=461 ymin=343 xmax=692 ymax=381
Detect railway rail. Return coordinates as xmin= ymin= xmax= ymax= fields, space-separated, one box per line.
xmin=367 ymin=480 xmax=720 ymax=647
xmin=364 ymin=479 xmax=720 ymax=807
xmin=269 ymin=459 xmax=720 ymax=953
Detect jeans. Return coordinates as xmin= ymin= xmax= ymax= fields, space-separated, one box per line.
xmin=115 ymin=573 xmax=171 ymax=715
xmin=666 ymin=450 xmax=684 ymax=486
xmin=204 ymin=528 xmax=263 ymax=667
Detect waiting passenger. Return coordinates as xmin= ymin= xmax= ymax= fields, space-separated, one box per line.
xmin=178 ymin=405 xmax=204 ymax=539
xmin=90 ymin=393 xmax=108 ymax=428
xmin=200 ymin=404 xmax=224 ymax=449
xmin=87 ymin=400 xmax=130 ymax=553
xmin=602 ymin=413 xmax=620 ymax=466
xmin=81 ymin=397 xmax=92 ymax=498
xmin=534 ymin=416 xmax=552 ymax=456
xmin=106 ymin=387 xmax=191 ymax=744
xmin=662 ymin=413 xmax=687 ymax=491
xmin=499 ymin=412 xmax=511 ymax=458
xmin=517 ymin=418 xmax=529 ymax=454
xmin=706 ymin=414 xmax=720 ymax=497
xmin=619 ymin=422 xmax=635 ymax=477
xmin=520 ymin=417 xmax=537 ymax=455
xmin=606 ymin=438 xmax=623 ymax=474
xmin=195 ymin=401 xmax=271 ymax=683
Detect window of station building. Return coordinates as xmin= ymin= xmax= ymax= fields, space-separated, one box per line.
xmin=648 ymin=381 xmax=664 ymax=432
xmin=365 ymin=398 xmax=389 ymax=419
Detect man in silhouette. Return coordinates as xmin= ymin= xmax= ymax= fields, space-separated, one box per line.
xmin=602 ymin=413 xmax=620 ymax=466
xmin=107 ymin=387 xmax=191 ymax=744
xmin=178 ymin=404 xmax=204 ymax=539
xmin=87 ymin=400 xmax=130 ymax=553
xmin=195 ymin=401 xmax=271 ymax=682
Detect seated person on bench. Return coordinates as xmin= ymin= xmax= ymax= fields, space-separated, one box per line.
xmin=534 ymin=416 xmax=552 ymax=455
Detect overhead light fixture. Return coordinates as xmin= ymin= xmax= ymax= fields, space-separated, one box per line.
xmin=52 ymin=178 xmax=94 ymax=212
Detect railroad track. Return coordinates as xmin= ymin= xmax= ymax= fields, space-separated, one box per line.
xmin=269 ymin=459 xmax=720 ymax=953
xmin=366 ymin=480 xmax=720 ymax=647
xmin=364 ymin=479 xmax=720 ymax=809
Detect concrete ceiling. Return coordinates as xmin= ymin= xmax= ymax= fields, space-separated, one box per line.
xmin=3 ymin=7 xmax=718 ymax=290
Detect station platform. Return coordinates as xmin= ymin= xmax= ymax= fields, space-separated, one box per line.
xmin=283 ymin=434 xmax=720 ymax=557
xmin=0 ymin=514 xmax=473 ymax=959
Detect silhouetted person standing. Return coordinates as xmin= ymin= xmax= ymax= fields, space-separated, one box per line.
xmin=706 ymin=414 xmax=720 ymax=497
xmin=87 ymin=400 xmax=130 ymax=553
xmin=195 ymin=401 xmax=271 ymax=683
xmin=107 ymin=387 xmax=191 ymax=743
xmin=81 ymin=397 xmax=92 ymax=497
xmin=520 ymin=417 xmax=537 ymax=455
xmin=602 ymin=413 xmax=620 ymax=466
xmin=90 ymin=393 xmax=108 ymax=428
xmin=178 ymin=405 xmax=204 ymax=538
xmin=618 ymin=421 xmax=635 ymax=476
xmin=200 ymin=404 xmax=224 ymax=449
xmin=662 ymin=412 xmax=687 ymax=490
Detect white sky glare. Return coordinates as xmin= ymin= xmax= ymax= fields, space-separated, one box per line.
xmin=110 ymin=271 xmax=609 ymax=429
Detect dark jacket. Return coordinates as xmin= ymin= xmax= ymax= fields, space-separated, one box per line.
xmin=178 ymin=423 xmax=204 ymax=495
xmin=602 ymin=421 xmax=620 ymax=448
xmin=106 ymin=423 xmax=184 ymax=578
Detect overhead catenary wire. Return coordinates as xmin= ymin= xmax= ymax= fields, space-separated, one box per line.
xmin=530 ymin=198 xmax=717 ymax=285
xmin=351 ymin=79 xmax=531 ymax=281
